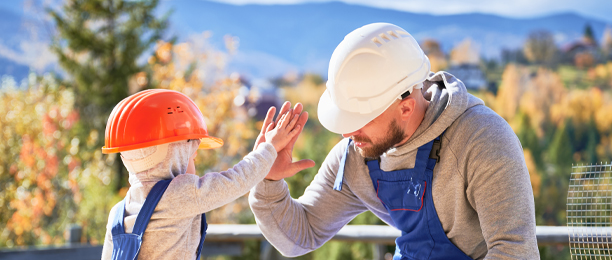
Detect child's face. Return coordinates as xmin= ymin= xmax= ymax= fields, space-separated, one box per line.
xmin=186 ymin=150 xmax=197 ymax=175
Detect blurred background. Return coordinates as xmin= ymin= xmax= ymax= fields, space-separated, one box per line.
xmin=1 ymin=0 xmax=612 ymax=259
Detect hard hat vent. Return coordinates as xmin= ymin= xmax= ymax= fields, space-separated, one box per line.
xmin=371 ymin=37 xmax=383 ymax=47
xmin=371 ymin=30 xmax=410 ymax=47
xmin=379 ymin=33 xmax=390 ymax=42
xmin=396 ymin=30 xmax=409 ymax=37
xmin=167 ymin=106 xmax=184 ymax=115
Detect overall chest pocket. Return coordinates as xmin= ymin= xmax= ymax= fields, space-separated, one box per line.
xmin=376 ymin=179 xmax=426 ymax=211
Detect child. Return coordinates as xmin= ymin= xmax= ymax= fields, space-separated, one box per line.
xmin=100 ymin=89 xmax=304 ymax=259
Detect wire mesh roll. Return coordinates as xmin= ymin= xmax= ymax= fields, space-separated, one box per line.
xmin=568 ymin=163 xmax=612 ymax=259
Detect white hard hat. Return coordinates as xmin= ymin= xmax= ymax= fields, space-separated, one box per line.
xmin=318 ymin=23 xmax=431 ymax=134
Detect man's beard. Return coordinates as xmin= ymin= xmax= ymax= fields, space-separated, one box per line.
xmin=353 ymin=120 xmax=406 ymax=158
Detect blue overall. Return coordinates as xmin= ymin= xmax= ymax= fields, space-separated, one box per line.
xmin=111 ymin=179 xmax=207 ymax=260
xmin=334 ymin=136 xmax=472 ymax=260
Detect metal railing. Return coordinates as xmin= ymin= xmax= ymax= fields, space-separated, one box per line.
xmin=205 ymin=224 xmax=569 ymax=245
xmin=0 ymin=225 xmax=570 ymax=259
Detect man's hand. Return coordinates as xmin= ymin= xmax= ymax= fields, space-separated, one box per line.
xmin=254 ymin=101 xmax=315 ymax=181
xmin=264 ymin=108 xmax=301 ymax=152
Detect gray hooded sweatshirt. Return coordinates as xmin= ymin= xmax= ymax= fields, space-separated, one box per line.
xmin=101 ymin=141 xmax=277 ymax=259
xmin=248 ymin=71 xmax=540 ymax=259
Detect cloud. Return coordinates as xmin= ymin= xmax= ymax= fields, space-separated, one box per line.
xmin=0 ymin=41 xmax=57 ymax=72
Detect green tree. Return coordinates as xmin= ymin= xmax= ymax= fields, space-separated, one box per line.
xmin=584 ymin=24 xmax=596 ymax=45
xmin=584 ymin=119 xmax=600 ymax=164
xmin=516 ymin=113 xmax=542 ymax=167
xmin=602 ymin=26 xmax=612 ymax=59
xmin=547 ymin=121 xmax=574 ymax=176
xmin=48 ymin=0 xmax=169 ymax=190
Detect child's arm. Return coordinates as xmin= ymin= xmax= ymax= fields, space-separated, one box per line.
xmin=101 ymin=202 xmax=121 ymax=259
xmin=101 ymin=223 xmax=113 ymax=259
xmin=156 ymin=109 xmax=304 ymax=216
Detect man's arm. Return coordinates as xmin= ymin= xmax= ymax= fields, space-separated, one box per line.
xmin=461 ymin=109 xmax=539 ymax=259
xmin=249 ymin=139 xmax=369 ymax=257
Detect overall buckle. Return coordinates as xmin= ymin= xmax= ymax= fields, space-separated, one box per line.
xmin=429 ymin=139 xmax=441 ymax=163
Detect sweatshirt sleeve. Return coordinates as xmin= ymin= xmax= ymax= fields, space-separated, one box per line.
xmin=248 ymin=139 xmax=369 ymax=257
xmin=462 ymin=112 xmax=540 ymax=259
xmin=158 ymin=142 xmax=277 ymax=217
xmin=101 ymin=229 xmax=113 ymax=260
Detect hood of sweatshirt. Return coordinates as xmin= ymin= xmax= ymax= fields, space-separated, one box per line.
xmin=384 ymin=71 xmax=484 ymax=158
xmin=121 ymin=139 xmax=200 ymax=189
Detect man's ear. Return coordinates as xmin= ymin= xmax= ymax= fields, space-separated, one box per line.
xmin=398 ymin=98 xmax=416 ymax=121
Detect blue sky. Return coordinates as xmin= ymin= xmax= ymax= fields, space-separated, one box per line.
xmin=205 ymin=0 xmax=612 ymax=23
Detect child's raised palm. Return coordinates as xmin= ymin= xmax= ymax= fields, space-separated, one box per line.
xmin=264 ymin=109 xmax=301 ymax=152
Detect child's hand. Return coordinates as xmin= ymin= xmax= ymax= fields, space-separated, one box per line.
xmin=264 ymin=109 xmax=301 ymax=152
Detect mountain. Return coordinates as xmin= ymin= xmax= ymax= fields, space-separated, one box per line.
xmin=161 ymin=1 xmax=609 ymax=78
xmin=0 ymin=0 xmax=610 ymax=81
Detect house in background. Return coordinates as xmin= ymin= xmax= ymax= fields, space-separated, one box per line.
xmin=562 ymin=39 xmax=600 ymax=68
xmin=446 ymin=64 xmax=488 ymax=91
xmin=233 ymin=77 xmax=283 ymax=121
xmin=446 ymin=39 xmax=487 ymax=91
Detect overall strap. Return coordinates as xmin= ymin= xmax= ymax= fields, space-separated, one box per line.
xmin=367 ymin=131 xmax=445 ymax=177
xmin=365 ymin=159 xmax=381 ymax=172
xmin=195 ymin=213 xmax=208 ymax=260
xmin=365 ymin=140 xmax=433 ymax=178
xmin=111 ymin=199 xmax=127 ymax=236
xmin=333 ymin=139 xmax=353 ymax=191
xmin=413 ymin=140 xmax=434 ymax=174
xmin=131 ymin=179 xmax=172 ymax=236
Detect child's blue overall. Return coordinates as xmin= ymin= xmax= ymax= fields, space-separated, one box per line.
xmin=334 ymin=135 xmax=472 ymax=260
xmin=110 ymin=179 xmax=207 ymax=260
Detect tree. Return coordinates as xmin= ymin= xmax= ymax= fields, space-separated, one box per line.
xmin=518 ymin=68 xmax=566 ymax=137
xmin=0 ymin=74 xmax=80 ymax=247
xmin=421 ymin=39 xmax=447 ymax=71
xmin=450 ymin=38 xmax=480 ymax=65
xmin=523 ymin=30 xmax=557 ymax=65
xmin=584 ymin=24 xmax=596 ymax=45
xmin=602 ymin=26 xmax=612 ymax=59
xmin=48 ymin=0 xmax=169 ymax=190
xmin=547 ymin=121 xmax=574 ymax=176
xmin=494 ymin=64 xmax=527 ymax=121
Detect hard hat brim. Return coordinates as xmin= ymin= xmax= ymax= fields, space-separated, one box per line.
xmin=199 ymin=136 xmax=224 ymax=149
xmin=317 ymin=89 xmax=394 ymax=135
xmin=102 ymin=135 xmax=224 ymax=154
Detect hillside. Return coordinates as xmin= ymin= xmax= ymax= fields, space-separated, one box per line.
xmin=0 ymin=0 xmax=609 ymax=80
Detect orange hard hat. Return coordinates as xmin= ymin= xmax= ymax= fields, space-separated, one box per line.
xmin=102 ymin=89 xmax=223 ymax=154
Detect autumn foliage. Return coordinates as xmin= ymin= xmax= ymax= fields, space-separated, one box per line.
xmin=2 ymin=2 xmax=612 ymax=259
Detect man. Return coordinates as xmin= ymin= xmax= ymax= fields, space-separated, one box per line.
xmin=249 ymin=23 xmax=539 ymax=259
